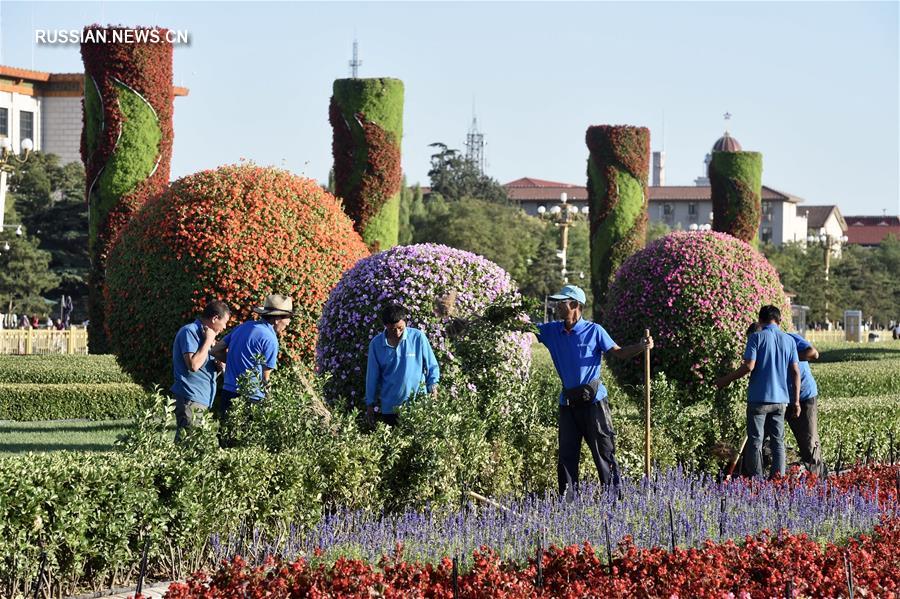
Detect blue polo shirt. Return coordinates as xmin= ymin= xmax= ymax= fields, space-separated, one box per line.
xmin=743 ymin=324 xmax=799 ymax=404
xmin=365 ymin=327 xmax=440 ymax=415
xmin=536 ymin=319 xmax=617 ymax=405
xmin=787 ymin=332 xmax=818 ymax=401
xmin=171 ymin=319 xmax=218 ymax=407
xmin=222 ymin=319 xmax=279 ymax=401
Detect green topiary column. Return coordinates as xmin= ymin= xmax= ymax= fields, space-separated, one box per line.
xmin=586 ymin=125 xmax=650 ymax=320
xmin=330 ymin=78 xmax=404 ymax=251
xmin=709 ymin=151 xmax=762 ymax=246
xmin=81 ymin=26 xmax=174 ymax=353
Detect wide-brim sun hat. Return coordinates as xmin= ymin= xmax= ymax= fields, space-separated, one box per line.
xmin=252 ymin=294 xmax=294 ymax=317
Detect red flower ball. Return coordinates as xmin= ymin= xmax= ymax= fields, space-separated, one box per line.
xmin=104 ymin=164 xmax=369 ymax=386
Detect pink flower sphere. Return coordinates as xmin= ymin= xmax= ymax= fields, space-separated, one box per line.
xmin=604 ymin=231 xmax=790 ymax=397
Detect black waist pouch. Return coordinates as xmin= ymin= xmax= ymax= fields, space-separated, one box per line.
xmin=563 ymin=378 xmax=601 ymax=405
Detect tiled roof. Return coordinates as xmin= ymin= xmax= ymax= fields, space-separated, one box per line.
xmin=503 ymin=177 xmax=806 ymax=205
xmin=800 ymin=205 xmax=846 ymax=230
xmin=844 ymin=215 xmax=900 ymax=227
xmin=844 ymin=215 xmax=900 ymax=245
xmin=845 ymin=225 xmax=900 ymax=246
xmin=504 ymin=177 xmax=583 ymax=189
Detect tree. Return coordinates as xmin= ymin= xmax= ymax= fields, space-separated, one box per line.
xmin=0 ymin=229 xmax=59 ymax=315
xmin=427 ymin=143 xmax=508 ymax=204
xmin=397 ymin=179 xmax=424 ymax=245
xmin=6 ymin=153 xmax=89 ymax=321
xmin=412 ymin=197 xmax=541 ymax=284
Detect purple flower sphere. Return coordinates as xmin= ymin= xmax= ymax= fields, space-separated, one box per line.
xmin=604 ymin=231 xmax=790 ymax=396
xmin=316 ymin=243 xmax=531 ymax=403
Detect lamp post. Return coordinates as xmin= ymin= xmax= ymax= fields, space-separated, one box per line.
xmin=538 ymin=192 xmax=589 ymax=284
xmin=806 ymin=229 xmax=849 ymax=327
xmin=0 ymin=135 xmax=33 ymax=231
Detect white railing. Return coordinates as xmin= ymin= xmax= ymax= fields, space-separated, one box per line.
xmin=0 ymin=329 xmax=89 ymax=354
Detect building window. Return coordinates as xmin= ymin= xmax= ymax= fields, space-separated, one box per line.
xmin=761 ymin=227 xmax=772 ymax=243
xmin=19 ymin=110 xmax=34 ymax=143
xmin=688 ymin=203 xmax=696 ymax=215
xmin=663 ymin=203 xmax=673 ymax=216
xmin=0 ymin=108 xmax=7 ymax=138
xmin=762 ymin=201 xmax=773 ymax=222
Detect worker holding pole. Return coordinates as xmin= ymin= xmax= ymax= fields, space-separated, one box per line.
xmin=533 ymin=285 xmax=654 ymax=500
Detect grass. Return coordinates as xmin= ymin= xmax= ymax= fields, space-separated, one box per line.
xmin=0 ymin=419 xmax=132 ymax=454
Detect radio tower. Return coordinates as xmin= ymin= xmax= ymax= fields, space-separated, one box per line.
xmin=465 ymin=104 xmax=485 ymax=174
xmin=349 ymin=39 xmax=362 ymax=78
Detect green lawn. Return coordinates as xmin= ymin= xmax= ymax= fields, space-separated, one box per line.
xmin=0 ymin=419 xmax=132 ymax=454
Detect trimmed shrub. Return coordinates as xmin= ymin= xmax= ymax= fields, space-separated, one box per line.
xmin=0 ymin=383 xmax=147 ymax=420
xmin=315 ymin=243 xmax=531 ymax=406
xmin=104 ymin=164 xmax=369 ymax=387
xmin=585 ymin=125 xmax=650 ymax=319
xmin=604 ymin=231 xmax=790 ymax=403
xmin=812 ymin=359 xmax=900 ymax=399
xmin=330 ymin=78 xmax=404 ymax=250
xmin=81 ymin=26 xmax=175 ymax=353
xmin=0 ymin=355 xmax=132 ymax=384
xmin=709 ymin=151 xmax=763 ymax=245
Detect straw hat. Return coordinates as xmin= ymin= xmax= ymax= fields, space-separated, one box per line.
xmin=252 ymin=294 xmax=294 ymax=317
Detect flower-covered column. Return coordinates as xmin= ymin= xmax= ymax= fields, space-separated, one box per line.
xmin=585 ymin=125 xmax=650 ymax=320
xmin=329 ymin=78 xmax=404 ymax=251
xmin=81 ymin=26 xmax=174 ymax=353
xmin=709 ymin=151 xmax=763 ymax=246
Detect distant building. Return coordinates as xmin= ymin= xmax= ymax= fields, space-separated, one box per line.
xmin=0 ymin=64 xmax=188 ymax=165
xmin=503 ymin=132 xmax=859 ymax=248
xmin=844 ymin=215 xmax=900 ymax=247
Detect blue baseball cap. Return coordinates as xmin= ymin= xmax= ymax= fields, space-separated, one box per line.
xmin=549 ymin=284 xmax=586 ymax=305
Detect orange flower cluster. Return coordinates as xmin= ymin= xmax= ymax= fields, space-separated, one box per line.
xmin=103 ymin=164 xmax=369 ymax=387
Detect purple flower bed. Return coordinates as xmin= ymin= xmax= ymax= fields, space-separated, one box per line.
xmin=604 ymin=231 xmax=790 ymax=396
xmin=316 ymin=243 xmax=531 ymax=403
xmin=210 ymin=467 xmax=886 ymax=568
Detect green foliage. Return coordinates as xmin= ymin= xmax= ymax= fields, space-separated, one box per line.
xmin=412 ymin=197 xmax=545 ymax=285
xmin=7 ymin=153 xmax=90 ymax=318
xmin=90 ymin=81 xmax=162 ymax=244
xmin=818 ymin=395 xmax=900 ymax=464
xmin=83 ymin=75 xmax=101 ymax=159
xmin=646 ymin=220 xmax=671 ymax=243
xmin=0 ymin=354 xmax=132 ymax=384
xmin=812 ymin=358 xmax=900 ymax=399
xmin=0 ymin=383 xmax=147 ymax=420
xmin=397 ymin=181 xmax=423 ymax=245
xmin=709 ymin=151 xmax=762 ymax=246
xmin=427 ymin=143 xmax=508 ymax=204
xmin=0 ymin=230 xmax=59 ymax=315
xmin=361 ymin=193 xmax=400 ymax=248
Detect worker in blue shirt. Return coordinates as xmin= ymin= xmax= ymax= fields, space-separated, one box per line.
xmin=211 ymin=294 xmax=293 ymax=419
xmin=365 ymin=303 xmax=440 ymax=427
xmin=715 ymin=305 xmax=801 ymax=479
xmin=534 ymin=285 xmax=653 ymax=497
xmin=171 ymin=300 xmax=231 ymax=441
xmin=785 ymin=331 xmax=825 ymax=475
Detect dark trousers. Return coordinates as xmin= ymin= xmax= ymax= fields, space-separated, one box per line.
xmin=218 ymin=389 xmax=239 ymax=421
xmin=375 ymin=413 xmax=399 ymax=427
xmin=558 ymin=401 xmax=619 ymax=497
xmin=173 ymin=393 xmax=208 ymax=442
xmin=786 ymin=397 xmax=826 ymax=476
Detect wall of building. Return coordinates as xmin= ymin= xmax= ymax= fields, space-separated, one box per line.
xmin=0 ymin=91 xmax=41 ymax=154
xmin=41 ymin=96 xmax=82 ymax=164
xmin=648 ymin=200 xmax=712 ymax=230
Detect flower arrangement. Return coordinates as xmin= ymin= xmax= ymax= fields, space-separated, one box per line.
xmin=315 ymin=243 xmax=531 ymax=405
xmin=104 ymin=164 xmax=369 ymax=387
xmin=710 ymin=150 xmax=763 ymax=245
xmin=173 ymin=466 xmax=900 ymax=598
xmin=604 ymin=230 xmax=790 ymax=397
xmin=81 ymin=25 xmax=175 ymax=353
xmin=585 ymin=124 xmax=650 ymax=316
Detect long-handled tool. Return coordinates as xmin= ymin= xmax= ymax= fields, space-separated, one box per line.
xmin=726 ymin=436 xmax=748 ymax=479
xmin=644 ymin=329 xmax=652 ymax=477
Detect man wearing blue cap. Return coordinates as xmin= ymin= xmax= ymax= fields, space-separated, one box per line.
xmin=536 ymin=284 xmax=653 ymax=497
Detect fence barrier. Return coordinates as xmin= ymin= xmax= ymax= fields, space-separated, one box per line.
xmin=0 ymin=329 xmax=89 ymax=355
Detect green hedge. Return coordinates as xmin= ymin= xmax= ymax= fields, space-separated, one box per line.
xmin=818 ymin=395 xmax=900 ymax=464
xmin=0 ymin=355 xmax=133 ymax=384
xmin=0 ymin=383 xmax=147 ymax=420
xmin=709 ymin=151 xmax=762 ymax=245
xmin=812 ymin=359 xmax=900 ymax=399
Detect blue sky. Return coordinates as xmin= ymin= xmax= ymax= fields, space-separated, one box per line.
xmin=2 ymin=1 xmax=897 ymax=215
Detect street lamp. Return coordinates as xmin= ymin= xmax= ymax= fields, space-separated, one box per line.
xmin=538 ymin=192 xmax=588 ymax=284
xmin=806 ymin=230 xmax=849 ymax=327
